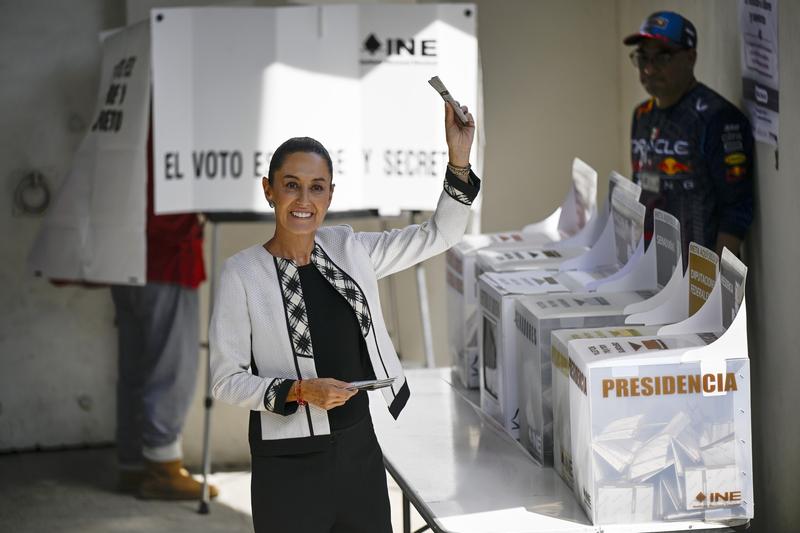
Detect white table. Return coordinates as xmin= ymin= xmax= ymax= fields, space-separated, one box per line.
xmin=369 ymin=368 xmax=744 ymax=533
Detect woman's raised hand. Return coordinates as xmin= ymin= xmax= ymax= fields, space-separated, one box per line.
xmin=290 ymin=378 xmax=357 ymax=410
xmin=444 ymin=102 xmax=476 ymax=171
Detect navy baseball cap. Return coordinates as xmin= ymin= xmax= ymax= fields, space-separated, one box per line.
xmin=623 ymin=11 xmax=697 ymax=49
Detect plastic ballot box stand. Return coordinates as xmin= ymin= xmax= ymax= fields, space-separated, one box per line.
xmin=476 ymin=181 xmax=646 ymax=440
xmin=447 ymin=157 xmax=598 ymax=389
xmin=568 ymin=248 xmax=751 ymax=526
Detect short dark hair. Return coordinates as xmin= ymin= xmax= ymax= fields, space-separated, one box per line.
xmin=267 ymin=137 xmax=333 ymax=185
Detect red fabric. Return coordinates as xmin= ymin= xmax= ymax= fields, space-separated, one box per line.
xmin=146 ymin=123 xmax=206 ymax=288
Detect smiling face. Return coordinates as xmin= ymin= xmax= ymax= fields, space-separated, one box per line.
xmin=635 ymin=39 xmax=696 ymax=106
xmin=263 ymin=151 xmax=333 ymax=237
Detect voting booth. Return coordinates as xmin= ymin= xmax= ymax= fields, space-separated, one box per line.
xmin=567 ymin=249 xmax=751 ymax=524
xmin=29 ymin=4 xmax=481 ymax=284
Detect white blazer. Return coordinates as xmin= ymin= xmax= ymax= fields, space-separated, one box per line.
xmin=210 ymin=173 xmax=479 ymax=449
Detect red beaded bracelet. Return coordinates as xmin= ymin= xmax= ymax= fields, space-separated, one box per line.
xmin=297 ymin=379 xmax=306 ymax=407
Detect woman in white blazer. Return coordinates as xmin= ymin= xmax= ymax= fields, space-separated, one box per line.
xmin=210 ymin=102 xmax=480 ymax=532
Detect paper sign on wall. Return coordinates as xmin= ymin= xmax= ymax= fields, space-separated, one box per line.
xmin=739 ymin=0 xmax=779 ymax=146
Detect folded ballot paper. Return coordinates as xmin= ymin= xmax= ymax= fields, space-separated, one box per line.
xmin=567 ymin=248 xmax=752 ymax=525
xmin=477 ymin=180 xmax=644 ymax=439
xmin=514 ymin=208 xmax=682 ymax=465
xmin=447 ymin=158 xmax=598 ymax=389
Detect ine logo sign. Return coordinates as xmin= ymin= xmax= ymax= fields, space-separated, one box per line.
xmin=360 ymin=33 xmax=438 ymax=65
xmin=693 ymin=490 xmax=742 ymax=508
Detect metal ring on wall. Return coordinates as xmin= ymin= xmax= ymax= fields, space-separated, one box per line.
xmin=14 ymin=171 xmax=51 ymax=215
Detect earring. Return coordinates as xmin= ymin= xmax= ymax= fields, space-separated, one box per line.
xmin=267 ymin=200 xmax=274 ymax=208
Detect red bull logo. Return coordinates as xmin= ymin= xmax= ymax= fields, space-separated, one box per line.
xmin=637 ymin=99 xmax=654 ymax=118
xmin=725 ymin=153 xmax=747 ymax=165
xmin=659 ymin=157 xmax=691 ymax=175
xmin=726 ymin=165 xmax=747 ymax=183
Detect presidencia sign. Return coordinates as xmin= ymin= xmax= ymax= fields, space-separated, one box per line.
xmin=151 ymin=4 xmax=479 ymax=215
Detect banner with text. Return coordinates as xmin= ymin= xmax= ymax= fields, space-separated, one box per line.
xmin=28 ymin=22 xmax=150 ymax=285
xmin=151 ymin=4 xmax=479 ymax=214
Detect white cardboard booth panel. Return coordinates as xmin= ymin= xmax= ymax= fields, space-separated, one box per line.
xmin=151 ymin=5 xmax=479 ymax=215
xmin=28 ymin=22 xmax=151 ymax=284
xmin=29 ymin=4 xmax=480 ymax=284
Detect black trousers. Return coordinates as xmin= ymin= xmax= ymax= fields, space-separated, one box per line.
xmin=251 ymin=416 xmax=392 ymax=533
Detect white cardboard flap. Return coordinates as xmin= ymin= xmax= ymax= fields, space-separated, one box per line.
xmin=659 ymin=244 xmax=720 ymax=336
xmin=558 ymin=213 xmax=617 ymax=272
xmin=556 ymin=157 xmax=598 ymax=238
xmin=559 ymin=184 xmax=642 ymax=273
xmin=592 ymin=238 xmax=649 ymax=292
xmin=624 ymin=262 xmax=687 ymax=322
xmin=681 ymin=299 xmax=749 ymax=380
xmin=610 ymin=185 xmax=646 ymax=267
xmin=719 ymin=248 xmax=748 ymax=330
xmin=627 ymin=241 xmax=715 ymax=326
xmin=609 ymin=170 xmax=642 ymax=200
xmin=552 ymin=171 xmax=639 ymax=251
xmin=596 ymin=209 xmax=680 ymax=293
xmin=521 ymin=207 xmax=561 ymax=240
xmin=679 ymin=248 xmax=750 ymax=377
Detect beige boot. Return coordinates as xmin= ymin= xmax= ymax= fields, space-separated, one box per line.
xmin=138 ymin=459 xmax=219 ymax=500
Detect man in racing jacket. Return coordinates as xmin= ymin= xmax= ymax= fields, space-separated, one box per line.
xmin=625 ymin=11 xmax=754 ymax=260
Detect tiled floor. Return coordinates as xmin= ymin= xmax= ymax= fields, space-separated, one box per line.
xmin=0 ymin=446 xmax=427 ymax=532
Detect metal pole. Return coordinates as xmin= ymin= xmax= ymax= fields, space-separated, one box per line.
xmin=411 ymin=211 xmax=436 ymax=368
xmin=198 ymin=221 xmax=218 ymax=514
xmin=403 ymin=493 xmax=411 ymax=533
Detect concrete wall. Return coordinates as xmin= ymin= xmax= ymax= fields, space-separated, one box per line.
xmin=0 ymin=0 xmax=125 ymax=450
xmin=617 ymin=2 xmax=800 ymax=530
xmin=475 ymin=0 xmax=622 ymax=232
xmin=746 ymin=3 xmax=800 ymax=531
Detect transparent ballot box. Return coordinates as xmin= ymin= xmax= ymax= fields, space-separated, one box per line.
xmin=567 ymin=249 xmax=752 ymax=525
xmin=569 ymin=355 xmax=752 ymax=525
